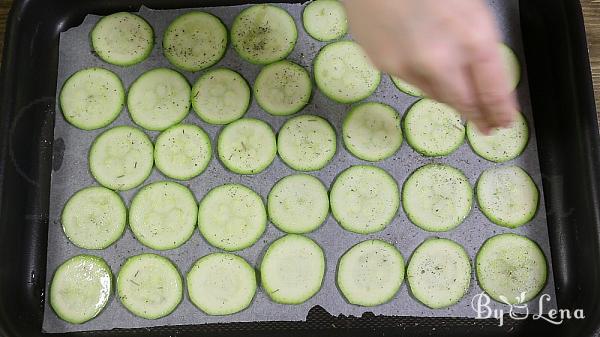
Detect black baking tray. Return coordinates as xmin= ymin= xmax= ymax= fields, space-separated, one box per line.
xmin=1 ymin=0 xmax=600 ymax=336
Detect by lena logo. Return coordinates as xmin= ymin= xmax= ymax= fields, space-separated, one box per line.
xmin=471 ymin=292 xmax=585 ymax=327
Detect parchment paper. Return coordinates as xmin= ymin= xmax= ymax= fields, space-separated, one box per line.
xmin=44 ymin=0 xmax=557 ymax=333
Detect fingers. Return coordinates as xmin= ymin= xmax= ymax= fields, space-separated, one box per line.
xmin=467 ymin=48 xmax=519 ymax=129
xmin=460 ymin=4 xmax=519 ymax=130
xmin=344 ymin=0 xmax=519 ymax=133
xmin=415 ymin=13 xmax=518 ymax=132
xmin=400 ymin=42 xmax=493 ymax=132
xmin=427 ymin=65 xmax=490 ymax=133
xmin=401 ymin=43 xmax=518 ymax=134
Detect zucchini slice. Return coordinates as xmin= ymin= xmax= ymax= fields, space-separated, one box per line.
xmin=117 ymin=254 xmax=183 ymax=319
xmin=129 ymin=181 xmax=197 ymax=250
xmin=192 ymin=68 xmax=251 ymax=125
xmin=330 ymin=165 xmax=399 ymax=234
xmin=127 ymin=68 xmax=191 ymax=131
xmin=500 ymin=43 xmax=521 ymax=91
xmin=254 ymin=60 xmax=312 ymax=116
xmin=314 ymin=41 xmax=381 ymax=103
xmin=163 ymin=11 xmax=228 ymax=72
xmin=61 ymin=186 xmax=126 ymax=249
xmin=231 ymin=5 xmax=297 ymax=65
xmin=88 ymin=126 xmax=154 ymax=191
xmin=343 ymin=102 xmax=402 ymax=161
xmin=337 ymin=239 xmax=404 ymax=306
xmin=391 ymin=76 xmax=423 ymax=97
xmin=467 ymin=112 xmax=529 ymax=163
xmin=476 ymin=233 xmax=547 ymax=304
xmin=217 ymin=118 xmax=277 ymax=175
xmin=476 ymin=165 xmax=539 ymax=228
xmin=187 ymin=253 xmax=257 ymax=315
xmin=260 ymin=234 xmax=325 ymax=304
xmin=404 ymin=98 xmax=465 ymax=157
xmin=50 ymin=255 xmax=112 ymax=324
xmin=91 ymin=12 xmax=154 ymax=66
xmin=198 ymin=184 xmax=267 ymax=251
xmin=407 ymin=238 xmax=471 ymax=308
xmin=303 ymin=0 xmax=348 ymax=42
xmin=402 ymin=164 xmax=473 ymax=232
xmin=268 ymin=174 xmax=329 ymax=234
xmin=154 ymin=124 xmax=212 ymax=180
xmin=277 ymin=115 xmax=336 ymax=171
xmin=59 ymin=67 xmax=124 ymax=130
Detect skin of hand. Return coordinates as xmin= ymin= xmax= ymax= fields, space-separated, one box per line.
xmin=342 ymin=0 xmax=519 ymax=133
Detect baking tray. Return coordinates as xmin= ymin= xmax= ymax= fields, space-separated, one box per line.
xmin=0 ymin=0 xmax=599 ymax=336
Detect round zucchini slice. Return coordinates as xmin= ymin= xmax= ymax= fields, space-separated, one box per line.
xmin=337 ymin=239 xmax=404 ymax=306
xmin=260 ymin=234 xmax=325 ymax=304
xmin=50 ymin=255 xmax=112 ymax=324
xmin=476 ymin=233 xmax=547 ymax=304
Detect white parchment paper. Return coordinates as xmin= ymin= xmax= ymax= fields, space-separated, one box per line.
xmin=43 ymin=0 xmax=557 ymax=333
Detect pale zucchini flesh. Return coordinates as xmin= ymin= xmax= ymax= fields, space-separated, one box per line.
xmin=129 ymin=181 xmax=198 ymax=250
xmin=330 ymin=165 xmax=399 ymax=234
xmin=187 ymin=253 xmax=257 ymax=315
xmin=476 ymin=233 xmax=547 ymax=304
xmin=61 ymin=186 xmax=126 ymax=249
xmin=467 ymin=111 xmax=529 ymax=163
xmin=407 ymin=238 xmax=471 ymax=309
xmin=260 ymin=234 xmax=325 ymax=304
xmin=268 ymin=174 xmax=329 ymax=234
xmin=91 ymin=12 xmax=154 ymax=66
xmin=254 ymin=60 xmax=312 ymax=116
xmin=343 ymin=102 xmax=402 ymax=162
xmin=500 ymin=43 xmax=521 ymax=91
xmin=217 ymin=118 xmax=277 ymax=175
xmin=391 ymin=76 xmax=423 ymax=97
xmin=154 ymin=124 xmax=212 ymax=180
xmin=50 ymin=255 xmax=112 ymax=324
xmin=404 ymin=98 xmax=465 ymax=157
xmin=476 ymin=166 xmax=539 ymax=228
xmin=231 ymin=5 xmax=298 ymax=65
xmin=402 ymin=164 xmax=473 ymax=232
xmin=59 ymin=67 xmax=125 ymax=130
xmin=337 ymin=239 xmax=404 ymax=307
xmin=127 ymin=68 xmax=191 ymax=131
xmin=314 ymin=41 xmax=381 ymax=104
xmin=198 ymin=184 xmax=267 ymax=251
xmin=277 ymin=115 xmax=337 ymax=171
xmin=303 ymin=0 xmax=348 ymax=42
xmin=192 ymin=68 xmax=251 ymax=125
xmin=163 ymin=11 xmax=228 ymax=72
xmin=117 ymin=254 xmax=183 ymax=319
xmin=88 ymin=126 xmax=154 ymax=191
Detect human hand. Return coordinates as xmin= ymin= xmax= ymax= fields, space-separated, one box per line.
xmin=342 ymin=0 xmax=518 ymax=133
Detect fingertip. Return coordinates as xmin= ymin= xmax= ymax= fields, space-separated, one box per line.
xmin=494 ymin=112 xmax=514 ymax=128
xmin=480 ymin=126 xmax=493 ymax=135
xmin=497 ymin=103 xmax=519 ymax=128
xmin=471 ymin=118 xmax=492 ymax=135
xmin=483 ymin=96 xmax=519 ymax=130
